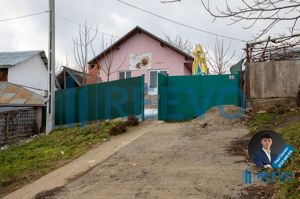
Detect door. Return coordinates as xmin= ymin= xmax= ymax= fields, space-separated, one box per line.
xmin=148 ymin=70 xmax=167 ymax=95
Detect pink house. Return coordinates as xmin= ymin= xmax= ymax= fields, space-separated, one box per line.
xmin=88 ymin=26 xmax=193 ymax=95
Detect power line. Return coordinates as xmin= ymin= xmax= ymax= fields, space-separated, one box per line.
xmin=0 ymin=10 xmax=120 ymax=39
xmin=55 ymin=14 xmax=120 ymax=39
xmin=0 ymin=11 xmax=49 ymax=22
xmin=117 ymin=0 xmax=246 ymax=42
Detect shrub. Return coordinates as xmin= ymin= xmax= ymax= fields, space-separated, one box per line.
xmin=125 ymin=115 xmax=139 ymax=127
xmin=109 ymin=123 xmax=127 ymax=136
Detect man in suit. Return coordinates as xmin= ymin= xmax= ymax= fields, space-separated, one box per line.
xmin=253 ymin=133 xmax=278 ymax=168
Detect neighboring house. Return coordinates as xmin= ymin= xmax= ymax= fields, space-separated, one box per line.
xmin=89 ymin=26 xmax=194 ymax=95
xmin=0 ymin=82 xmax=46 ymax=145
xmin=0 ymin=51 xmax=48 ymax=91
xmin=56 ymin=66 xmax=101 ymax=89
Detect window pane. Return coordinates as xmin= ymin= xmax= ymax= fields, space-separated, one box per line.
xmin=119 ymin=72 xmax=125 ymax=79
xmin=126 ymin=71 xmax=131 ymax=78
xmin=150 ymin=71 xmax=157 ymax=88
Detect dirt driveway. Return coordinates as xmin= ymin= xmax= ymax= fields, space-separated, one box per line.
xmin=45 ymin=108 xmax=249 ymax=199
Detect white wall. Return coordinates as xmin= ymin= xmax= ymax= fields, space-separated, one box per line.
xmin=8 ymin=55 xmax=48 ymax=91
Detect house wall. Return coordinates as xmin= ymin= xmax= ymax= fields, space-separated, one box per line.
xmin=97 ymin=32 xmax=192 ymax=84
xmin=8 ymin=55 xmax=48 ymax=91
xmin=183 ymin=64 xmax=192 ymax=75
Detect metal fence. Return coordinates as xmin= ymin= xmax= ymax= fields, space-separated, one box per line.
xmin=158 ymin=74 xmax=243 ymax=121
xmin=55 ymin=76 xmax=145 ymax=126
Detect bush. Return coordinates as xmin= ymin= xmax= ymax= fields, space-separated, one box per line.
xmin=109 ymin=123 xmax=127 ymax=136
xmin=125 ymin=115 xmax=139 ymax=127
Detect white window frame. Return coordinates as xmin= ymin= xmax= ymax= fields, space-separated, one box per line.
xmin=119 ymin=71 xmax=131 ymax=80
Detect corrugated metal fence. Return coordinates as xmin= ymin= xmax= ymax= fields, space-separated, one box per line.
xmin=55 ymin=76 xmax=144 ymax=126
xmin=158 ymin=74 xmax=243 ymax=120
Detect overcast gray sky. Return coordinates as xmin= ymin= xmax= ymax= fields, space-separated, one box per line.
xmin=0 ymin=0 xmax=295 ymax=68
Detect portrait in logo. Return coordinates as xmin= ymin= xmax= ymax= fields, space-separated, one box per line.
xmin=248 ymin=130 xmax=285 ymax=169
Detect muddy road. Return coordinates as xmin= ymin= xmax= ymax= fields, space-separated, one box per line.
xmin=45 ymin=108 xmax=250 ymax=199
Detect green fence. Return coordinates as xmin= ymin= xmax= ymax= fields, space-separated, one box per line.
xmin=158 ymin=73 xmax=243 ymax=121
xmin=55 ymin=76 xmax=144 ymax=126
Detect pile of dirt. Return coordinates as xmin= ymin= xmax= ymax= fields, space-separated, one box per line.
xmin=197 ymin=105 xmax=244 ymax=125
xmin=181 ymin=105 xmax=246 ymax=137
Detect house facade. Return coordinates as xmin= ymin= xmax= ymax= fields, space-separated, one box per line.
xmin=0 ymin=51 xmax=48 ymax=92
xmin=89 ymin=26 xmax=193 ymax=95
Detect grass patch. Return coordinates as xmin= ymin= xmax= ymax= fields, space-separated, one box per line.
xmin=249 ymin=112 xmax=283 ymax=134
xmin=249 ymin=108 xmax=300 ymax=198
xmin=276 ymin=121 xmax=300 ymax=198
xmin=0 ymin=121 xmax=123 ymax=197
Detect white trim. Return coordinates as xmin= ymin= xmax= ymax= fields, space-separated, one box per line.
xmin=118 ymin=70 xmax=131 ymax=79
xmin=147 ymin=69 xmax=168 ymax=95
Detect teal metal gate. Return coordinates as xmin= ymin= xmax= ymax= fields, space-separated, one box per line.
xmin=55 ymin=76 xmax=144 ymax=126
xmin=158 ymin=73 xmax=243 ymax=121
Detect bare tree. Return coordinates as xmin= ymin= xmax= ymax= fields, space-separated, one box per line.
xmin=64 ymin=53 xmax=71 ymax=68
xmin=73 ymin=21 xmax=98 ymax=85
xmin=164 ymin=34 xmax=193 ymax=55
xmin=91 ymin=35 xmax=127 ymax=81
xmin=161 ymin=0 xmax=181 ymax=3
xmin=207 ymin=39 xmax=235 ymax=74
xmin=201 ymin=0 xmax=300 ymax=38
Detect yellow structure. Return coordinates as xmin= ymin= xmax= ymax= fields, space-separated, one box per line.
xmin=192 ymin=44 xmax=208 ymax=75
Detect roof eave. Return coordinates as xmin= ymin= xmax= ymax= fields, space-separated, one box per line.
xmin=0 ymin=104 xmax=46 ymax=107
xmin=0 ymin=64 xmax=13 ymax=68
xmin=88 ymin=26 xmax=194 ymax=64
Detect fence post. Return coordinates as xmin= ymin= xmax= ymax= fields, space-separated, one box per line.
xmin=141 ymin=74 xmax=145 ymax=121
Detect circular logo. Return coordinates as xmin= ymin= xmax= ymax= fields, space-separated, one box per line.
xmin=248 ymin=130 xmax=285 ymax=168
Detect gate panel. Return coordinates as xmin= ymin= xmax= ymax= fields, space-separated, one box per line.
xmin=158 ymin=74 xmax=242 ymax=121
xmin=55 ymin=76 xmax=144 ymax=126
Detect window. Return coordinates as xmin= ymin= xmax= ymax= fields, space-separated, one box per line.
xmin=119 ymin=71 xmax=131 ymax=79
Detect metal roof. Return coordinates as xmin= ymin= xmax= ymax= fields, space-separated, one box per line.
xmin=0 ymin=82 xmax=46 ymax=106
xmin=0 ymin=50 xmax=48 ymax=68
xmin=56 ymin=66 xmax=85 ymax=88
xmin=56 ymin=66 xmax=101 ymax=89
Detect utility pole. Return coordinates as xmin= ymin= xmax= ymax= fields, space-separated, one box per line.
xmin=46 ymin=0 xmax=55 ymax=134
